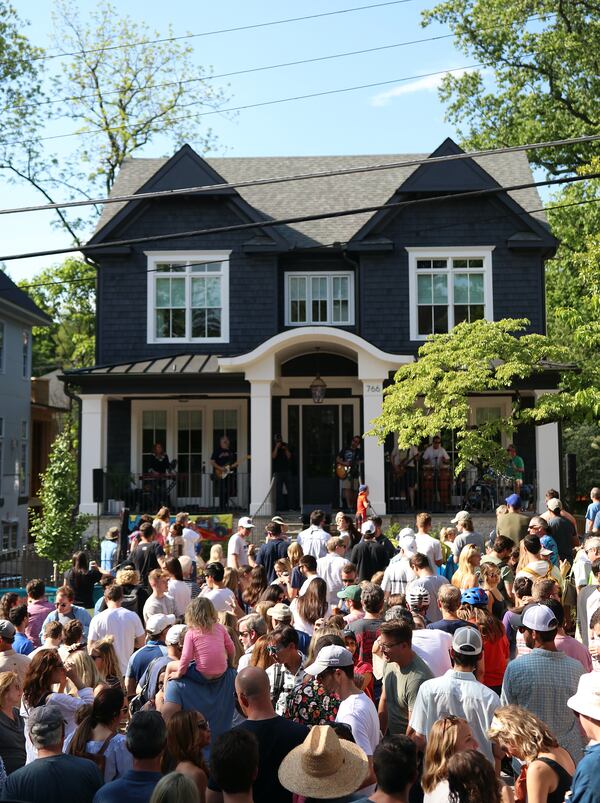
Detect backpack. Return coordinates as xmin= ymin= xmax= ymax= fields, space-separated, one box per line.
xmin=128 ymin=655 xmax=164 ymax=715
xmin=81 ymin=733 xmax=116 ymax=776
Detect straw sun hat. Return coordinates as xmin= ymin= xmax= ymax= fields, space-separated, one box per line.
xmin=278 ymin=725 xmax=368 ymax=799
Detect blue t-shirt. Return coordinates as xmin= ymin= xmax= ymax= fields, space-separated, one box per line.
xmin=4 ymin=754 xmax=102 ymax=803
xmin=593 ymin=510 xmax=600 ymax=531
xmin=569 ymin=742 xmax=600 ymax=803
xmin=13 ymin=632 xmax=34 ymax=655
xmin=125 ymin=641 xmax=167 ymax=682
xmin=165 ymin=666 xmax=236 ymax=746
xmin=92 ymin=770 xmax=162 ymax=803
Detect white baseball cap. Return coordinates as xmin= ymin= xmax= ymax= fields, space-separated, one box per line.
xmin=361 ymin=521 xmax=376 ymax=535
xmin=304 ymin=646 xmax=354 ymax=677
xmin=519 ymin=603 xmax=558 ymax=632
xmin=238 ymin=516 xmax=255 ymax=529
xmin=146 ymin=613 xmax=176 ymax=635
xmin=399 ymin=531 xmax=417 ymax=557
xmin=451 ymin=510 xmax=472 ymax=524
xmin=165 ymin=624 xmax=187 ymax=646
xmin=452 ymin=626 xmax=483 ymax=656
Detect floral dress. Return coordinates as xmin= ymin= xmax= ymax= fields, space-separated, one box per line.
xmin=284 ymin=677 xmax=340 ymax=725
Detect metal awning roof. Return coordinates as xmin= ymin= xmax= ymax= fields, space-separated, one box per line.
xmin=65 ymin=353 xmax=221 ymax=376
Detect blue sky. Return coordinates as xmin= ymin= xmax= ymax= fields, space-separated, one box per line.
xmin=5 ymin=0 xmax=472 ymax=282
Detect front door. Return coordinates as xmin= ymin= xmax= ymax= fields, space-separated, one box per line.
xmin=302 ymin=405 xmax=339 ymax=508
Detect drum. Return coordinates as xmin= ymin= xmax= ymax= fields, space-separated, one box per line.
xmin=422 ymin=465 xmax=434 ymax=506
xmin=439 ymin=465 xmax=451 ymax=505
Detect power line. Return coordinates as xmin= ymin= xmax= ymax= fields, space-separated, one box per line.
xmin=2 ymin=170 xmax=598 ymax=263
xmin=35 ymin=0 xmax=418 ymax=62
xmin=12 ymin=190 xmax=600 ymax=293
xmin=9 ymin=64 xmax=484 ymax=148
xmin=18 ymin=13 xmax=555 ymax=114
xmin=2 ymin=132 xmax=599 ymax=219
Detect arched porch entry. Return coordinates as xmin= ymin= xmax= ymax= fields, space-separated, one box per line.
xmin=219 ymin=327 xmax=411 ymax=515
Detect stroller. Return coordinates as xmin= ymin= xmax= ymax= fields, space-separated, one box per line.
xmin=463 ymin=472 xmax=498 ymax=512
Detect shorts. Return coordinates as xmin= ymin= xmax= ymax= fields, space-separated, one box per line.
xmin=342 ymin=477 xmax=360 ymax=491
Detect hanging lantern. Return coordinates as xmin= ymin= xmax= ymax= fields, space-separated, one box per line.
xmin=309 ymin=373 xmax=327 ymax=404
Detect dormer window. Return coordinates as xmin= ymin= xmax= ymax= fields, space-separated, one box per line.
xmin=284 ymin=271 xmax=354 ymax=326
xmin=146 ymin=252 xmax=230 ymax=343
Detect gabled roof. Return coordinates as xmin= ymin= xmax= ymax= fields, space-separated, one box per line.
xmin=0 ymin=271 xmax=51 ymax=326
xmin=91 ymin=140 xmax=551 ymax=249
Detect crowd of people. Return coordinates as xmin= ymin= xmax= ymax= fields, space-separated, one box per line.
xmin=0 ymin=489 xmax=600 ymax=802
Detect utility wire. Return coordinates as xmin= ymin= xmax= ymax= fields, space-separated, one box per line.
xmin=34 ymin=0 xmax=418 ymax=62
xmin=8 ymin=65 xmax=484 ymax=148
xmin=11 ymin=192 xmax=600 ymax=293
xmin=2 ymin=170 xmax=598 ymax=263
xmin=19 ymin=13 xmax=555 ymax=113
xmin=3 ymin=133 xmax=599 ymax=219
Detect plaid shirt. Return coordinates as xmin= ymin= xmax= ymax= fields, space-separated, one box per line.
xmin=501 ymin=648 xmax=586 ymax=763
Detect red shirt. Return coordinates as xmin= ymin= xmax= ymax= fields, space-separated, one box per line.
xmin=483 ymin=633 xmax=509 ymax=687
xmin=356 ymin=492 xmax=369 ymax=519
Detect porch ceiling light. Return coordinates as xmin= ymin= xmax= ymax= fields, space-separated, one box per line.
xmin=310 ymin=373 xmax=327 ymax=404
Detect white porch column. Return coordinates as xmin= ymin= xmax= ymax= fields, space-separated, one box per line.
xmin=362 ymin=379 xmax=386 ymax=515
xmin=79 ymin=394 xmax=106 ymax=515
xmin=535 ymin=422 xmax=561 ymax=513
xmin=249 ymin=380 xmax=273 ymax=516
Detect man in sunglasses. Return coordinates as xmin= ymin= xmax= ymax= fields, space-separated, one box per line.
xmin=38 ymin=586 xmax=91 ymax=644
xmin=265 ymin=626 xmax=305 ymax=716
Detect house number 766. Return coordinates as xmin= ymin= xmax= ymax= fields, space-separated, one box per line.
xmin=366 ymin=384 xmax=381 ymax=393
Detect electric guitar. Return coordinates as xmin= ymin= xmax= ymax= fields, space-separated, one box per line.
xmin=213 ymin=454 xmax=250 ymax=480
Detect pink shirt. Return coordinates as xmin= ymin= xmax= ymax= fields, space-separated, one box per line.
xmin=27 ymin=599 xmax=54 ymax=647
xmin=555 ymin=633 xmax=593 ymax=672
xmin=179 ymin=622 xmax=235 ymax=677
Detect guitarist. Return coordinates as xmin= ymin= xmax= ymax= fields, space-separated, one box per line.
xmin=336 ymin=434 xmax=364 ymax=513
xmin=391 ymin=443 xmax=420 ymax=510
xmin=210 ymin=435 xmax=237 ymax=509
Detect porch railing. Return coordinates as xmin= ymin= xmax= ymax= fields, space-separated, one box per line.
xmin=0 ymin=544 xmax=55 ymax=589
xmin=100 ymin=469 xmax=251 ymax=515
xmin=385 ymin=461 xmax=537 ymax=515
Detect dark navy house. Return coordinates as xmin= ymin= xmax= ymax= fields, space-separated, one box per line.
xmin=65 ymin=138 xmax=561 ymax=517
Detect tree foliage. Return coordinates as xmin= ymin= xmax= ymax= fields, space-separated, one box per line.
xmin=18 ymin=258 xmax=96 ymax=373
xmin=369 ymin=319 xmax=569 ymax=474
xmin=422 ymin=0 xmax=600 ymax=174
xmin=1 ymin=1 xmax=228 ymax=241
xmin=30 ymin=417 xmax=90 ymax=571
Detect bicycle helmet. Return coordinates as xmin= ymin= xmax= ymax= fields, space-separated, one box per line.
xmin=406 ymin=584 xmax=431 ymax=611
xmin=461 ymin=587 xmax=489 ymax=607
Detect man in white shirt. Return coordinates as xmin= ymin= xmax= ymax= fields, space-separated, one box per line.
xmin=407 ymin=553 xmax=449 ymax=622
xmin=237 ymin=613 xmax=267 ymax=671
xmin=414 ymin=512 xmax=443 ymax=572
xmin=297 ymin=510 xmax=329 ymax=559
xmin=381 ymin=530 xmax=417 ymax=599
xmin=306 ymin=645 xmax=380 ymax=795
xmin=87 ymin=585 xmax=145 ymax=676
xmin=573 ymin=536 xmax=600 ymax=591
xmin=384 ymin=604 xmax=453 ymax=678
xmin=450 ymin=511 xmax=486 ymax=560
xmin=422 ymin=437 xmax=450 ymax=467
xmin=317 ymin=537 xmax=349 ymax=606
xmin=409 ymin=627 xmax=499 ymax=763
xmin=227 ymin=516 xmax=254 ymax=569
xmin=199 ymin=562 xmax=237 ymax=613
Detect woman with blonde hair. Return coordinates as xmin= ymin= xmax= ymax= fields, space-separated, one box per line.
xmin=163 ymin=711 xmax=209 ymax=801
xmin=174 ymin=597 xmax=235 ymax=680
xmin=89 ymin=636 xmax=123 ymax=689
xmin=249 ymin=635 xmax=275 ymax=670
xmin=209 ymin=543 xmax=226 ymax=567
xmin=451 ymin=545 xmax=481 ymax=590
xmin=150 ymin=771 xmax=201 ymax=803
xmin=421 ymin=715 xmax=478 ymax=802
xmin=0 ymin=671 xmax=25 ymax=773
xmin=487 ymin=705 xmax=574 ymax=803
xmin=253 ymin=600 xmax=274 ymax=631
xmin=66 ymin=648 xmax=103 ymax=692
xmin=287 ymin=542 xmax=303 ymax=599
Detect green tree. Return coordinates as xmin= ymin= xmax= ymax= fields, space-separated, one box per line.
xmin=369 ymin=318 xmax=569 ymax=474
xmin=18 ymin=258 xmax=96 ymax=373
xmin=30 ymin=418 xmax=90 ymax=576
xmin=422 ymin=0 xmax=600 ymax=174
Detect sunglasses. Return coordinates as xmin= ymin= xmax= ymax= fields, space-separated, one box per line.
xmin=266 ymin=645 xmax=282 ymax=656
xmin=198 ymin=719 xmax=209 ymax=730
xmin=440 ymin=714 xmax=460 ymax=736
xmin=380 ymin=641 xmax=402 ymax=653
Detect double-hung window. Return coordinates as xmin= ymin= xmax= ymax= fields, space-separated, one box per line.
xmin=407 ymin=248 xmax=494 ymax=340
xmin=285 ymin=271 xmax=354 ymax=326
xmin=147 ymin=252 xmax=230 ymax=343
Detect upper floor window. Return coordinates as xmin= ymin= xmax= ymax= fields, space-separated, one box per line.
xmin=22 ymin=330 xmax=30 ymax=378
xmin=407 ymin=248 xmax=494 ymax=340
xmin=146 ymin=252 xmax=230 ymax=343
xmin=284 ymin=271 xmax=354 ymax=326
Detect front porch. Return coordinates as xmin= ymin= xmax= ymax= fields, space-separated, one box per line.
xmin=67 ymin=328 xmax=561 ymax=518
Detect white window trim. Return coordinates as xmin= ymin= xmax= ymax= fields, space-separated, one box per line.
xmin=469 ymin=396 xmax=512 ymax=447
xmin=22 ymin=329 xmax=30 ymax=379
xmin=19 ymin=419 xmax=28 ymax=496
xmin=146 ymin=251 xmax=231 ymax=344
xmin=284 ymin=271 xmax=355 ymax=327
xmin=406 ymin=247 xmax=495 ymax=341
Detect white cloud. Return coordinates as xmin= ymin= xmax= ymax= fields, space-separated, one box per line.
xmin=371 ymin=68 xmax=474 ymax=107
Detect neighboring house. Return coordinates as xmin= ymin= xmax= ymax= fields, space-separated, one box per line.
xmin=0 ymin=272 xmax=51 ymax=548
xmin=64 ymin=139 xmax=562 ymax=517
xmin=30 ymin=370 xmax=71 ymax=520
